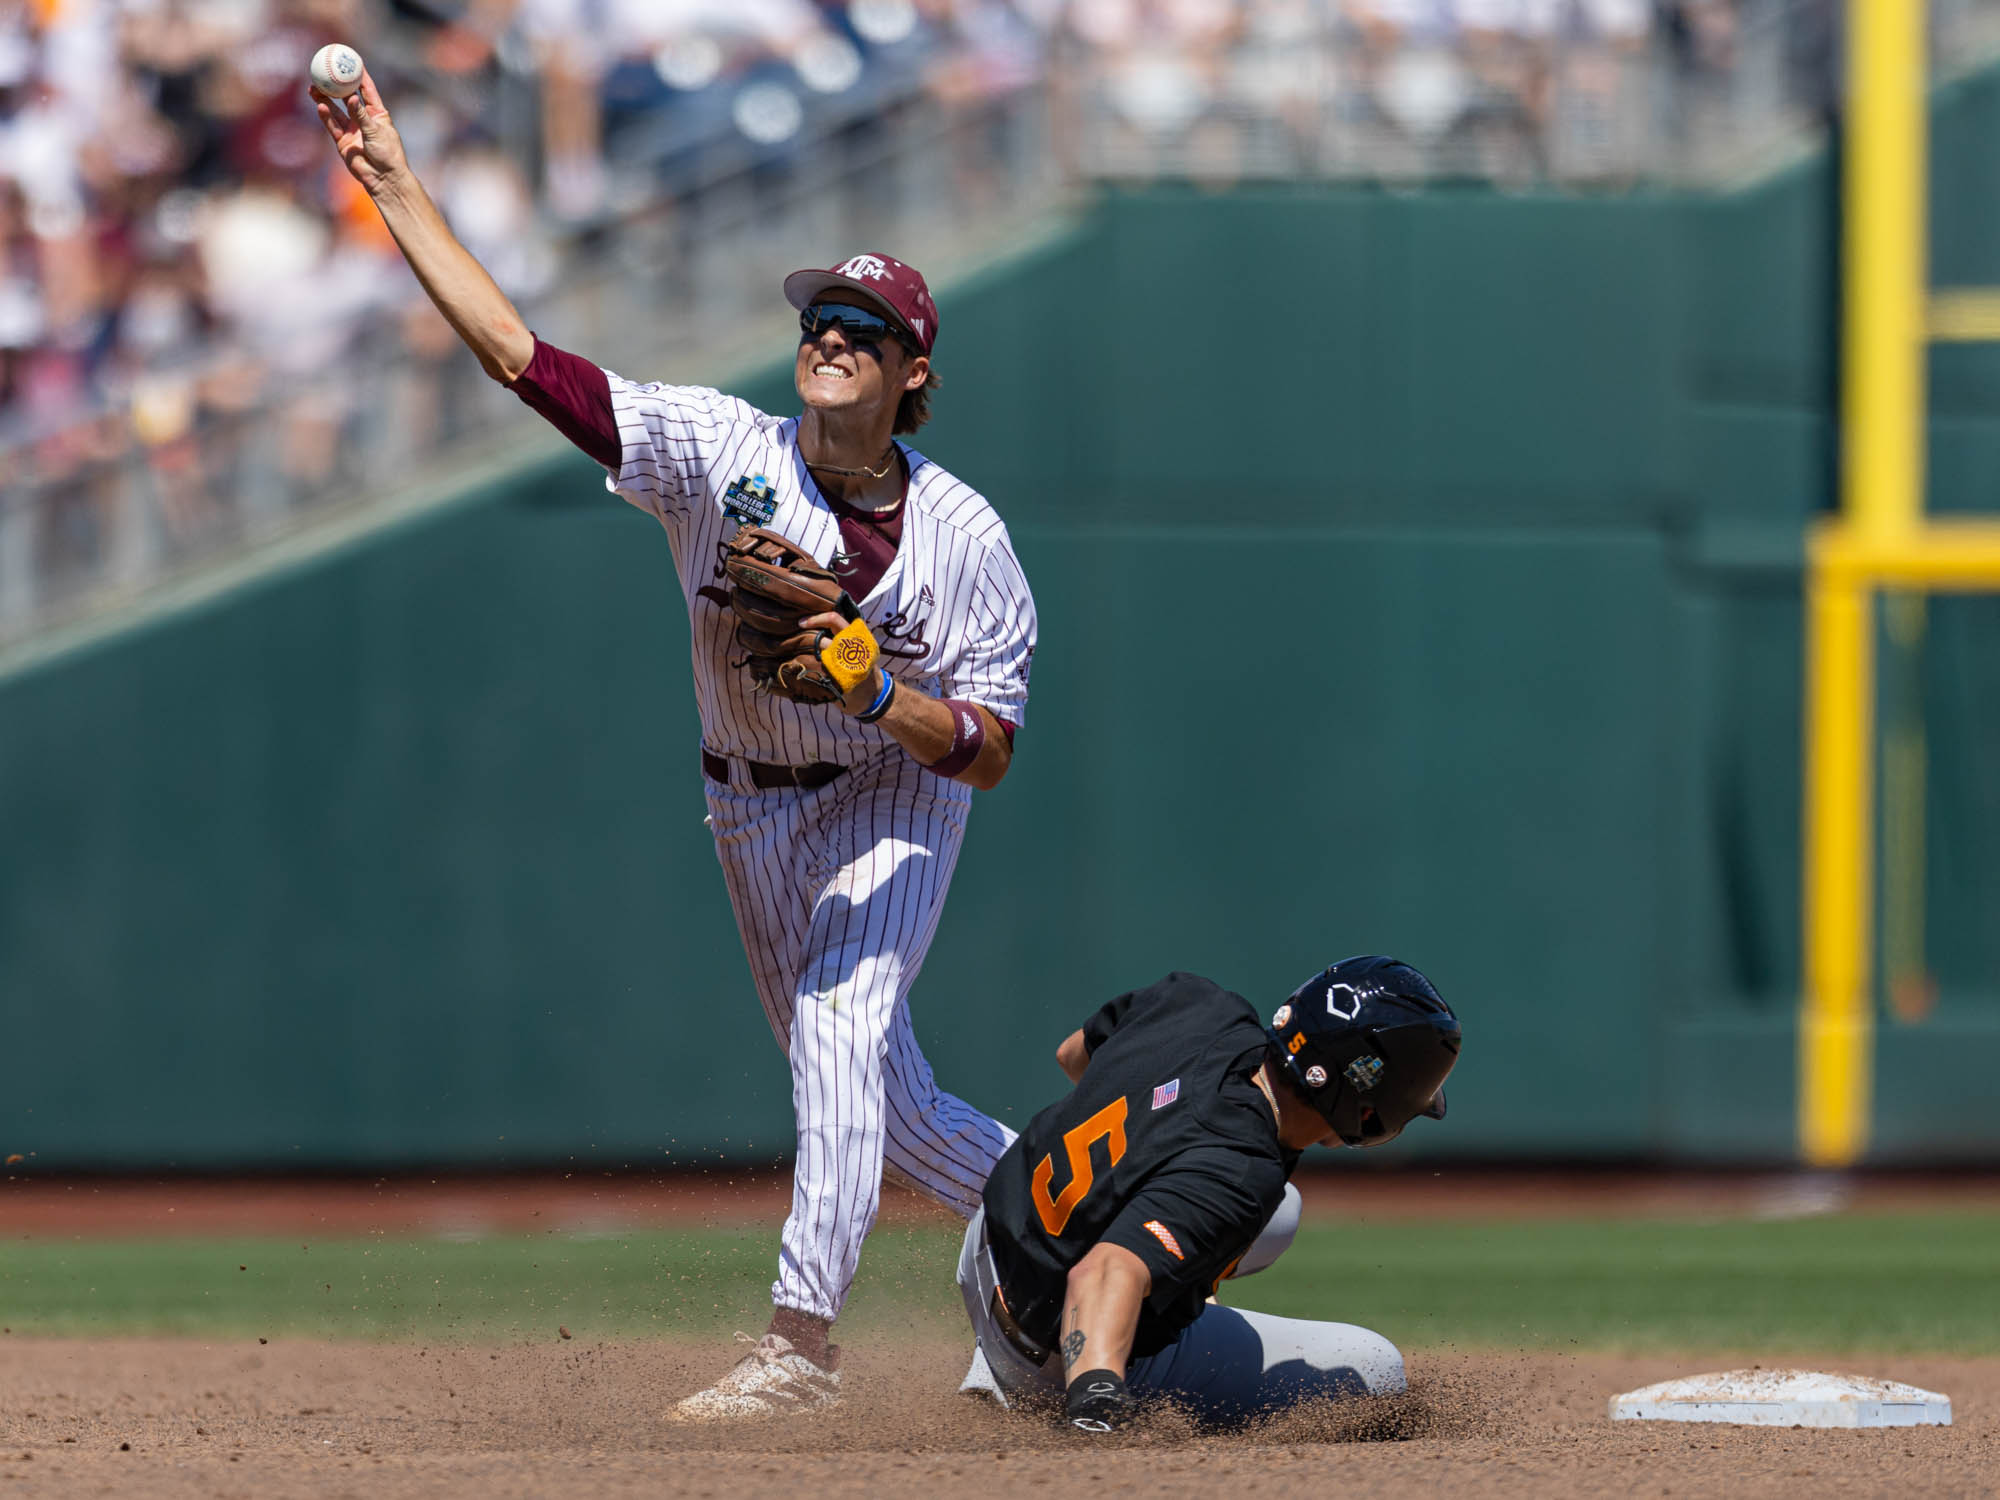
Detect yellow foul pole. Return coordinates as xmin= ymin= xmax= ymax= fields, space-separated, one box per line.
xmin=1804 ymin=0 xmax=1928 ymax=1166
xmin=1802 ymin=551 xmax=1876 ymax=1166
xmin=1843 ymin=0 xmax=1927 ymax=543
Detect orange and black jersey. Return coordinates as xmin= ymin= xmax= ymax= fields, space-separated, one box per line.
xmin=982 ymin=972 xmax=1300 ymax=1358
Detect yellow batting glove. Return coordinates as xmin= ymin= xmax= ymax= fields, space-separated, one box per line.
xmin=819 ymin=616 xmax=880 ymax=695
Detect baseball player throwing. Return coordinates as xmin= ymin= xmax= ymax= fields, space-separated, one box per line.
xmin=960 ymin=956 xmax=1461 ymax=1428
xmin=315 ymin=72 xmax=1032 ymax=1418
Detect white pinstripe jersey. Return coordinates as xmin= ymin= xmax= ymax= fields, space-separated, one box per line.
xmin=601 ymin=372 xmax=1037 ymax=767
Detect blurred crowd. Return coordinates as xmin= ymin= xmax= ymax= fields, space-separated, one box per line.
xmin=0 ymin=0 xmax=1055 ymax=618
xmin=1 ymin=0 xmax=479 ymax=590
xmin=0 ymin=0 xmax=1964 ymax=632
xmin=1062 ymin=1 xmax=1809 ymax=182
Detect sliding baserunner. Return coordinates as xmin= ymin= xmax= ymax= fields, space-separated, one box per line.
xmin=959 ymin=956 xmax=1461 ymax=1429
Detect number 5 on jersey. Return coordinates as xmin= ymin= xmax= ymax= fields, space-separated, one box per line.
xmin=1031 ymin=1097 xmax=1129 ymax=1235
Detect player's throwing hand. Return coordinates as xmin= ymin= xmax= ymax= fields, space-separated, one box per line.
xmin=311 ymin=70 xmax=407 ymax=195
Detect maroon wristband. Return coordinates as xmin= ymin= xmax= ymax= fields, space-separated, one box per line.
xmin=925 ymin=699 xmax=987 ymax=778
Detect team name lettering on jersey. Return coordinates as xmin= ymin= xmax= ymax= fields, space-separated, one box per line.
xmin=875 ymin=602 xmax=933 ymax=659
xmin=696 ymin=540 xmax=735 ymax=610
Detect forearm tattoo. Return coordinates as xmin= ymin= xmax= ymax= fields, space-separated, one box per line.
xmin=1061 ymin=1306 xmax=1086 ymax=1371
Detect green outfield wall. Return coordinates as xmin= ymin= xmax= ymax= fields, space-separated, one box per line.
xmin=7 ymin=71 xmax=2000 ymax=1167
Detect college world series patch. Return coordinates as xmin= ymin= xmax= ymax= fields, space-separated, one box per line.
xmin=721 ymin=473 xmax=778 ymax=528
xmin=1343 ymin=1054 xmax=1385 ymax=1092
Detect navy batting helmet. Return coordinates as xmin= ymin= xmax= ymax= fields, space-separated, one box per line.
xmin=1266 ymin=955 xmax=1461 ymax=1148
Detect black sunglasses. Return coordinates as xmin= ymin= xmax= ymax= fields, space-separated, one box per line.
xmin=799 ymin=302 xmax=918 ymax=355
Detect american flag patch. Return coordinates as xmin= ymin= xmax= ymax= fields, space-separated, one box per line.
xmin=1151 ymin=1078 xmax=1180 ymax=1110
xmin=1144 ymin=1220 xmax=1185 ymax=1260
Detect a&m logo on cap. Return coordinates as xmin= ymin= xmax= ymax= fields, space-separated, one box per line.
xmin=791 ymin=251 xmax=938 ymax=353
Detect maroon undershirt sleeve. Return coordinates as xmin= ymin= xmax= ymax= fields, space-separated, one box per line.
xmin=507 ymin=335 xmax=620 ymax=471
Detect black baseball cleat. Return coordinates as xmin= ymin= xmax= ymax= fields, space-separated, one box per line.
xmin=1066 ymin=1369 xmax=1136 ymax=1433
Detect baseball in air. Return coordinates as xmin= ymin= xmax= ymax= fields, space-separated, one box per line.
xmin=309 ymin=43 xmax=364 ymax=98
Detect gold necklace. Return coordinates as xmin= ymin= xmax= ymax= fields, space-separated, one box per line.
xmin=1252 ymin=1066 xmax=1282 ymax=1129
xmin=806 ymin=445 xmax=899 ymax=480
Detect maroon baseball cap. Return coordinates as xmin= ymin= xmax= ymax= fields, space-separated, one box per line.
xmin=784 ymin=253 xmax=939 ymax=355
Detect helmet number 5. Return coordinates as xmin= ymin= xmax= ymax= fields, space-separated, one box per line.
xmin=1031 ymin=1097 xmax=1130 ymax=1236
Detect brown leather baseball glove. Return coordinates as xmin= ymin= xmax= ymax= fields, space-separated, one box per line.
xmin=722 ymin=526 xmax=879 ymax=705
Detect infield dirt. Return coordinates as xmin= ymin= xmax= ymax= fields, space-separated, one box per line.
xmin=0 ymin=1337 xmax=1989 ymax=1498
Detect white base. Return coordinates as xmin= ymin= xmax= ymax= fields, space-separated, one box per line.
xmin=1609 ymin=1369 xmax=1951 ymax=1428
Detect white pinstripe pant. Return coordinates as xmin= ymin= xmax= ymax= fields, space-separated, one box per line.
xmin=705 ymin=747 xmax=1017 ymax=1322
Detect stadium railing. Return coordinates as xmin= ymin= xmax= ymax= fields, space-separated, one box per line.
xmin=11 ymin=0 xmax=2000 ymax=647
xmin=0 ymin=84 xmax=1058 ymax=646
